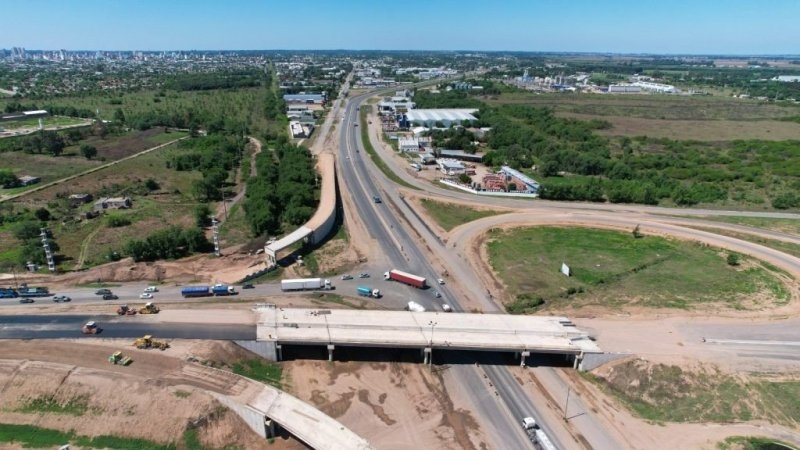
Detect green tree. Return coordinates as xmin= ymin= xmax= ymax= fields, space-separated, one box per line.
xmin=113 ymin=108 xmax=126 ymax=124
xmin=34 ymin=207 xmax=51 ymax=222
xmin=194 ymin=204 xmax=212 ymax=228
xmin=144 ymin=178 xmax=160 ymax=191
xmin=13 ymin=221 xmax=42 ymax=241
xmin=40 ymin=131 xmax=65 ymax=156
xmin=0 ymin=169 xmax=17 ymax=188
xmin=727 ymin=253 xmax=740 ymax=266
xmin=80 ymin=144 xmax=97 ymax=160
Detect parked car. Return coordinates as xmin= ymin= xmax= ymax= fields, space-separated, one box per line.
xmin=19 ymin=298 xmax=34 ymax=304
xmin=359 ymin=273 xmax=370 ymax=279
xmin=52 ymin=295 xmax=71 ymax=303
xmin=102 ymin=293 xmax=118 ymax=300
xmin=242 ymin=283 xmax=255 ymax=289
xmin=340 ymin=274 xmax=353 ymax=280
xmin=95 ymin=288 xmax=112 ymax=295
xmin=139 ymin=292 xmax=153 ymax=299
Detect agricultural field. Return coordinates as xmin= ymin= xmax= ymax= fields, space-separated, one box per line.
xmin=485 ymin=227 xmax=789 ymax=314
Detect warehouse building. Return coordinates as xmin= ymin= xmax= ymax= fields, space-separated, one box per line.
xmin=405 ymin=109 xmax=478 ymax=127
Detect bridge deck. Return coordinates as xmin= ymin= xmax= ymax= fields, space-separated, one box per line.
xmin=257 ymin=308 xmax=601 ymax=354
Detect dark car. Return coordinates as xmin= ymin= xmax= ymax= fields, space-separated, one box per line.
xmin=95 ymin=288 xmax=112 ymax=295
xmin=373 ymin=196 xmax=382 ymax=203
xmin=19 ymin=298 xmax=34 ymax=304
xmin=242 ymin=283 xmax=255 ymax=289
xmin=102 ymin=293 xmax=119 ymax=300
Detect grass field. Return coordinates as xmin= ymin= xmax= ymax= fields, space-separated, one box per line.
xmin=684 ymin=225 xmax=800 ymax=260
xmin=0 ymin=423 xmax=179 ymax=450
xmin=419 ymin=198 xmax=505 ymax=231
xmin=0 ymin=115 xmax=88 ymax=129
xmin=231 ymin=358 xmax=282 ymax=389
xmin=718 ymin=436 xmax=800 ymax=450
xmin=486 ymin=92 xmax=799 ymax=121
xmin=486 ymin=227 xmax=789 ymax=313
xmin=587 ymin=360 xmax=800 ymax=426
xmin=560 ymin=113 xmax=800 ymax=141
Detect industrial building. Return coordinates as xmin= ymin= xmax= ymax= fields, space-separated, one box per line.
xmin=438 ymin=149 xmax=484 ymax=163
xmin=438 ymin=159 xmax=466 ymax=175
xmin=283 ymin=93 xmax=326 ymax=105
xmin=398 ymin=137 xmax=421 ymax=152
xmin=500 ymin=166 xmax=540 ymax=194
xmin=405 ymin=109 xmax=479 ymax=127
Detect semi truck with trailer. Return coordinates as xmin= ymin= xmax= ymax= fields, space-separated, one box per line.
xmin=17 ymin=286 xmax=50 ymax=297
xmin=522 ymin=417 xmax=557 ymax=450
xmin=212 ymin=284 xmax=238 ymax=296
xmin=384 ymin=269 xmax=427 ymax=289
xmin=280 ymin=278 xmax=333 ymax=291
xmin=181 ymin=286 xmax=212 ymax=298
xmin=0 ymin=288 xmax=19 ymax=298
xmin=356 ymin=286 xmax=381 ymax=298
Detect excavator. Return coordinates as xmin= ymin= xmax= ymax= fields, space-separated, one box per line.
xmin=116 ymin=304 xmax=137 ymax=316
xmin=108 ymin=351 xmax=133 ymax=366
xmin=138 ymin=302 xmax=160 ymax=314
xmin=133 ymin=335 xmax=169 ymax=350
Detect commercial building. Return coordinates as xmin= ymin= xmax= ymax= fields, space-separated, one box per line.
xmin=405 ymin=109 xmax=479 ymax=127
xmin=500 ymin=166 xmax=540 ymax=194
xmin=438 ymin=159 xmax=466 ymax=175
xmin=438 ymin=149 xmax=484 ymax=163
xmin=398 ymin=138 xmax=421 ymax=152
xmin=283 ymin=93 xmax=326 ymax=105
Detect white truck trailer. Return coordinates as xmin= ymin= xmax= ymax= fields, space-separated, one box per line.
xmin=281 ymin=278 xmax=333 ymax=291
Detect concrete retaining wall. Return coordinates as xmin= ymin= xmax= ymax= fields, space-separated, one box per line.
xmin=208 ymin=392 xmax=268 ymax=438
xmin=234 ymin=340 xmax=278 ymax=361
xmin=580 ymin=352 xmax=631 ymax=371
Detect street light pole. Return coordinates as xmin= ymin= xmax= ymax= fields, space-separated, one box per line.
xmin=428 ymin=320 xmax=437 ymax=370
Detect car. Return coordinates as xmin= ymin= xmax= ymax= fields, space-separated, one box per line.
xmin=358 ymin=273 xmax=370 ymax=278
xmin=373 ymin=196 xmax=382 ymax=203
xmin=139 ymin=292 xmax=153 ymax=299
xmin=52 ymin=295 xmax=71 ymax=303
xmin=102 ymin=293 xmax=118 ymax=300
xmin=19 ymin=298 xmax=34 ymax=304
xmin=340 ymin=274 xmax=353 ymax=280
xmin=242 ymin=283 xmax=255 ymax=289
xmin=95 ymin=288 xmax=112 ymax=295
xmin=144 ymin=286 xmax=159 ymax=293
xmin=433 ymin=290 xmax=441 ymax=298
xmin=437 ymin=278 xmax=445 ymax=285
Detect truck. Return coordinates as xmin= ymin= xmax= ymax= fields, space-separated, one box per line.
xmin=212 ymin=284 xmax=238 ymax=296
xmin=406 ymin=301 xmax=426 ymax=312
xmin=384 ymin=269 xmax=427 ymax=289
xmin=181 ymin=286 xmax=212 ymax=298
xmin=356 ymin=286 xmax=381 ymax=298
xmin=280 ymin=278 xmax=332 ymax=291
xmin=18 ymin=286 xmax=50 ymax=297
xmin=0 ymin=288 xmax=18 ymax=298
xmin=522 ymin=417 xmax=557 ymax=450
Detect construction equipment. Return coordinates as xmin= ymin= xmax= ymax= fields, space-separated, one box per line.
xmin=108 ymin=351 xmax=133 ymax=366
xmin=133 ymin=335 xmax=169 ymax=350
xmin=81 ymin=321 xmax=101 ymax=335
xmin=116 ymin=304 xmax=137 ymax=316
xmin=138 ymin=302 xmax=160 ymax=314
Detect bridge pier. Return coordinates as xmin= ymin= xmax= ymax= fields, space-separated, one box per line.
xmin=276 ymin=344 xmax=282 ymax=362
xmin=265 ymin=417 xmax=275 ymax=439
xmin=327 ymin=344 xmax=335 ymax=362
xmin=520 ymin=351 xmax=530 ymax=367
xmin=423 ymin=347 xmax=432 ymax=365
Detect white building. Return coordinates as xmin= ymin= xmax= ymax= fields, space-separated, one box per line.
xmin=398 ymin=138 xmax=420 ymax=152
xmin=773 ymin=75 xmax=800 ymax=82
xmin=405 ymin=109 xmax=479 ymax=127
xmin=608 ymin=84 xmax=642 ymax=94
xmin=438 ymin=159 xmax=466 ymax=175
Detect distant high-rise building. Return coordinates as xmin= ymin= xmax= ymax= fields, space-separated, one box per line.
xmin=11 ymin=47 xmax=26 ymax=59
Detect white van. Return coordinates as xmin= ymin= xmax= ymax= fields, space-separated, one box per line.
xmin=144 ymin=286 xmax=159 ymax=293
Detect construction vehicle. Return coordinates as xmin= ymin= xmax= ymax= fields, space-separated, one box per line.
xmin=133 ymin=335 xmax=170 ymax=350
xmin=116 ymin=304 xmax=137 ymax=316
xmin=138 ymin=302 xmax=160 ymax=314
xmin=81 ymin=321 xmax=101 ymax=335
xmin=108 ymin=351 xmax=133 ymax=366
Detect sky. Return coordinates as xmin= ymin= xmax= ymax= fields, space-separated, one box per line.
xmin=2 ymin=0 xmax=799 ymax=55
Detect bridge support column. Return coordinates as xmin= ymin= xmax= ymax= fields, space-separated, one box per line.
xmin=276 ymin=344 xmax=282 ymax=362
xmin=520 ymin=351 xmax=530 ymax=367
xmin=327 ymin=344 xmax=335 ymax=362
xmin=423 ymin=347 xmax=432 ymax=365
xmin=265 ymin=418 xmax=275 ymax=439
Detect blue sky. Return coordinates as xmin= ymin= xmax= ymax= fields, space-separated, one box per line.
xmin=3 ymin=0 xmax=799 ymax=54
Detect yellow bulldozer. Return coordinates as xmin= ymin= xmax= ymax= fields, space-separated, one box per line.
xmin=138 ymin=302 xmax=160 ymax=314
xmin=133 ymin=335 xmax=170 ymax=350
xmin=108 ymin=351 xmax=133 ymax=366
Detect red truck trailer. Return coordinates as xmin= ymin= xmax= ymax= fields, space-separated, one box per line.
xmin=383 ymin=269 xmax=427 ymax=289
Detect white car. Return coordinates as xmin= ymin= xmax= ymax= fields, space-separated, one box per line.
xmin=437 ymin=278 xmax=445 ymax=285
xmin=139 ymin=292 xmax=154 ymax=299
xmin=144 ymin=286 xmax=159 ymax=293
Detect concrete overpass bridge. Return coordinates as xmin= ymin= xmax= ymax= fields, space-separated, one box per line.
xmin=249 ymin=306 xmax=601 ymax=369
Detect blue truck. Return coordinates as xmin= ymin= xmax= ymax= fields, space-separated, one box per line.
xmin=212 ymin=284 xmax=238 ymax=296
xmin=181 ymin=286 xmax=211 ymax=298
xmin=356 ymin=286 xmax=381 ymax=298
xmin=0 ymin=288 xmax=19 ymax=298
xmin=18 ymin=287 xmax=50 ymax=297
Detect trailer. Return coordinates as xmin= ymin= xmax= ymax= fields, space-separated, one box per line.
xmin=280 ymin=278 xmax=333 ymax=291
xmin=356 ymin=286 xmax=381 ymax=298
xmin=181 ymin=286 xmax=212 ymax=298
xmin=18 ymin=287 xmax=50 ymax=297
xmin=384 ymin=269 xmax=427 ymax=289
xmin=0 ymin=288 xmax=19 ymax=298
xmin=212 ymin=284 xmax=238 ymax=296
xmin=406 ymin=301 xmax=426 ymax=312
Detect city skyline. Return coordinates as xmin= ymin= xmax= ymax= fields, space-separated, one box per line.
xmin=2 ymin=0 xmax=800 ymax=55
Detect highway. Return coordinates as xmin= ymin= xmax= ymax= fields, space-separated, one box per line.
xmin=338 ymin=93 xmax=548 ymax=449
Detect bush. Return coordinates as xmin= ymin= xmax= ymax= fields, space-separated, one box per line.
xmin=106 ymin=214 xmax=131 ymax=228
